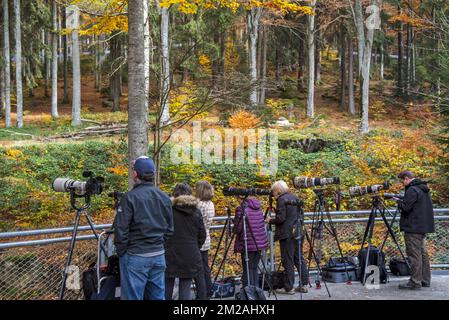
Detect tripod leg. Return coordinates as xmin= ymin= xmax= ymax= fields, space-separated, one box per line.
xmin=380 ymin=210 xmax=411 ymax=269
xmin=361 ymin=210 xmax=375 ymax=250
xmin=59 ymin=210 xmax=82 ymax=300
xmin=324 ymin=210 xmax=353 ymax=283
xmin=84 ymin=211 xmax=108 ymax=257
xmin=210 ymin=218 xmax=228 ymax=273
xmin=303 ymin=227 xmax=331 ymax=298
xmin=362 ymin=215 xmax=375 ymax=286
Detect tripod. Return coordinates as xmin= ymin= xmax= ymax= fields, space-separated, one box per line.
xmin=212 ymin=197 xmax=277 ymax=299
xmin=307 ymin=188 xmax=352 ymax=285
xmin=285 ymin=200 xmax=331 ymax=299
xmin=360 ymin=195 xmax=410 ymax=285
xmin=59 ymin=190 xmax=107 ymax=300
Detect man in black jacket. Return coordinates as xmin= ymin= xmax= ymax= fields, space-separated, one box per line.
xmin=113 ymin=156 xmax=173 ymax=300
xmin=267 ymin=180 xmax=309 ymax=295
xmin=394 ymin=170 xmax=434 ymax=290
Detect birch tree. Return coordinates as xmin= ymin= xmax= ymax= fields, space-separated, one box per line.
xmin=355 ymin=0 xmax=380 ymax=133
xmin=67 ymin=5 xmax=81 ymax=126
xmin=159 ymin=4 xmax=170 ymax=125
xmin=306 ymin=0 xmax=317 ymax=118
xmin=247 ymin=7 xmax=262 ymax=106
xmin=51 ymin=0 xmax=59 ymax=118
xmin=3 ymin=0 xmax=11 ymax=127
xmin=128 ymin=0 xmax=149 ymax=188
xmin=14 ymin=0 xmax=23 ymax=128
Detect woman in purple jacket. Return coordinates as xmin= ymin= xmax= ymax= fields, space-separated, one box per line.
xmin=233 ymin=196 xmax=269 ymax=288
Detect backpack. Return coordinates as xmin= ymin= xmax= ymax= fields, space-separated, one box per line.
xmin=357 ymin=246 xmax=388 ymax=284
xmin=236 ymin=285 xmax=266 ymax=301
xmin=389 ymin=257 xmax=411 ymax=276
xmin=259 ymin=271 xmax=287 ymax=291
xmin=211 ymin=277 xmax=236 ymax=298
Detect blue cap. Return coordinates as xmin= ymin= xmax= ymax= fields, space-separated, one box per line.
xmin=133 ymin=156 xmax=155 ymax=176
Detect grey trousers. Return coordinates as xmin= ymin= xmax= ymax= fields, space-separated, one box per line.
xmin=404 ymin=232 xmax=431 ymax=286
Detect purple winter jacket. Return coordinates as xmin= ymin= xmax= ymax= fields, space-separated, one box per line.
xmin=233 ymin=198 xmax=269 ymax=253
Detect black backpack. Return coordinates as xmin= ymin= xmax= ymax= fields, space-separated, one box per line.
xmin=357 ymin=246 xmax=388 ymax=284
xmin=258 ymin=271 xmax=286 ymax=291
xmin=236 ymin=285 xmax=266 ymax=300
xmin=389 ymin=257 xmax=411 ymax=276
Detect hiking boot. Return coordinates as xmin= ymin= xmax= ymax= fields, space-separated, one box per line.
xmin=422 ymin=282 xmax=431 ymax=288
xmin=295 ymin=286 xmax=308 ymax=293
xmin=398 ymin=282 xmax=421 ymax=290
xmin=275 ymin=288 xmax=295 ymax=295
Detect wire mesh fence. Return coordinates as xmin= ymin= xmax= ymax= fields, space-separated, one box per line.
xmin=1 ymin=212 xmax=449 ymax=300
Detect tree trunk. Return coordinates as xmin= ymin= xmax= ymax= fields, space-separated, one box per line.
xmin=380 ymin=41 xmax=384 ymax=81
xmin=62 ymin=7 xmax=69 ymax=104
xmin=355 ymin=0 xmax=365 ymax=75
xmin=405 ymin=24 xmax=410 ymax=96
xmin=259 ymin=25 xmax=267 ymax=105
xmin=44 ymin=30 xmax=50 ymax=98
xmin=397 ymin=5 xmax=403 ymax=97
xmin=275 ymin=44 xmax=280 ymax=82
xmin=51 ymin=0 xmax=59 ymax=118
xmin=315 ymin=28 xmax=321 ymax=84
xmin=110 ymin=32 xmax=122 ymax=112
xmin=128 ymin=0 xmax=149 ymax=188
xmin=14 ymin=0 xmax=23 ymax=128
xmin=159 ymin=6 xmax=170 ymax=125
xmin=340 ymin=27 xmax=346 ymax=111
xmin=143 ymin=0 xmax=150 ymax=108
xmin=3 ymin=0 xmax=12 ymax=127
xmin=358 ymin=0 xmax=379 ymax=134
xmin=247 ymin=8 xmax=261 ymax=106
xmin=348 ymin=35 xmax=356 ymax=115
xmin=71 ymin=9 xmax=81 ymax=126
xmin=306 ymin=0 xmax=316 ymax=119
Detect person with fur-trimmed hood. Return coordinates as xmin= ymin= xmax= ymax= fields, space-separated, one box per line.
xmin=165 ymin=183 xmax=207 ymax=300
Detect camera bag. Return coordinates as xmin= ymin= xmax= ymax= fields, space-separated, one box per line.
xmin=389 ymin=257 xmax=411 ymax=276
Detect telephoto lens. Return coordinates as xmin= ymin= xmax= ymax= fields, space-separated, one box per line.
xmin=349 ymin=182 xmax=390 ymax=197
xmin=384 ymin=193 xmax=404 ymax=200
xmin=52 ymin=178 xmax=87 ymax=196
xmin=292 ymin=176 xmax=340 ymax=189
xmin=222 ymin=186 xmax=272 ymax=197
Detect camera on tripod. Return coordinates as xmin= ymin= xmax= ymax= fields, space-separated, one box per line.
xmin=292 ymin=176 xmax=340 ymax=189
xmin=349 ymin=182 xmax=390 ymax=197
xmin=53 ymin=171 xmax=104 ymax=197
xmin=223 ymin=186 xmax=272 ymax=197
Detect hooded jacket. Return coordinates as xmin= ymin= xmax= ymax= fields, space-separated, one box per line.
xmin=113 ymin=181 xmax=173 ymax=257
xmin=165 ymin=195 xmax=206 ymax=278
xmin=233 ymin=197 xmax=269 ymax=253
xmin=398 ymin=179 xmax=435 ymax=234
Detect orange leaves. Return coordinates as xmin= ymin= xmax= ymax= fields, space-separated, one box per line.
xmin=228 ymin=110 xmax=262 ymax=129
xmin=388 ymin=13 xmax=432 ymax=29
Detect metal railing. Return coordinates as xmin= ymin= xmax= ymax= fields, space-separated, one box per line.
xmin=1 ymin=209 xmax=449 ymax=300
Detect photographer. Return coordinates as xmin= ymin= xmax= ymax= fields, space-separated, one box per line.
xmin=233 ymin=195 xmax=268 ymax=289
xmin=266 ymin=180 xmax=309 ymax=294
xmin=113 ymin=156 xmax=174 ymax=300
xmin=395 ymin=170 xmax=435 ymax=290
xmin=165 ymin=183 xmax=207 ymax=300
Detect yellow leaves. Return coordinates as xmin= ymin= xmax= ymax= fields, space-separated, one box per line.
xmin=198 ymin=54 xmax=212 ymax=74
xmin=228 ymin=110 xmax=262 ymax=129
xmin=107 ymin=165 xmax=128 ymax=176
xmin=5 ymin=149 xmax=25 ymax=160
xmin=169 ymin=82 xmax=208 ymax=121
xmin=80 ymin=16 xmax=128 ymax=36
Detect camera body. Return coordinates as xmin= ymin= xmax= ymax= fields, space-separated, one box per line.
xmin=53 ymin=171 xmax=104 ymax=197
xmin=293 ymin=176 xmax=340 ymax=189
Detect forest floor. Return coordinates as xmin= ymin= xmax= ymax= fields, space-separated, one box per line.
xmin=0 ymin=72 xmax=440 ymax=145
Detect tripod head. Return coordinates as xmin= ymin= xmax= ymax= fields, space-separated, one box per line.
xmin=69 ymin=188 xmax=91 ymax=211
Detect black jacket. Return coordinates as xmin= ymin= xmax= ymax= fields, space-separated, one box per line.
xmin=113 ymin=181 xmax=174 ymax=257
xmin=398 ymin=179 xmax=435 ymax=234
xmin=165 ymin=195 xmax=206 ymax=278
xmin=269 ymin=192 xmax=301 ymax=241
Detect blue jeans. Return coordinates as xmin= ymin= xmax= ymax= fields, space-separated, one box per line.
xmin=119 ymin=253 xmax=166 ymax=300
